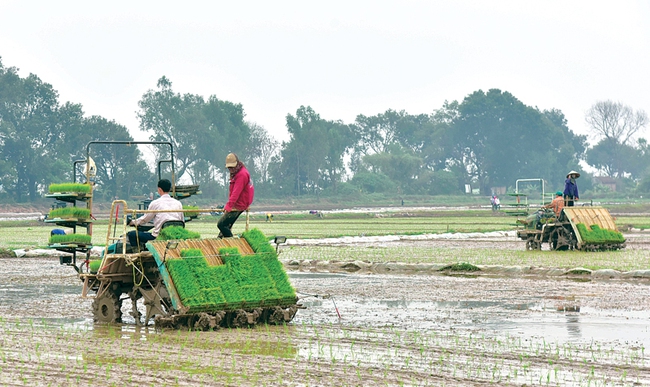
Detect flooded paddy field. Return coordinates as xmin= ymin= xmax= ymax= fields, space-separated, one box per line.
xmin=1 ymin=250 xmax=649 ymax=387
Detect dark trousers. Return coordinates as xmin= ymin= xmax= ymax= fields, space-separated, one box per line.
xmin=127 ymin=230 xmax=156 ymax=247
xmin=564 ymin=195 xmax=575 ymax=207
xmin=217 ymin=210 xmax=243 ymax=238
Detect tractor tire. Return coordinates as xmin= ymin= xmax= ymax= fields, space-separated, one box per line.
xmin=92 ymin=292 xmax=123 ymax=323
xmin=526 ymin=238 xmax=541 ymax=251
xmin=550 ymin=227 xmax=571 ymax=251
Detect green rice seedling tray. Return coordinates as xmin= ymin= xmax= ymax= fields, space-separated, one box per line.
xmin=49 ymin=233 xmax=92 ymax=245
xmin=48 ymin=183 xmax=92 ymax=194
xmin=49 ymin=207 xmax=91 ymax=219
xmin=148 ymin=228 xmax=297 ymax=314
xmin=576 ymin=223 xmax=625 ymax=244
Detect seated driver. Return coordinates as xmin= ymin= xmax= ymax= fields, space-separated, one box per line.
xmin=545 ymin=191 xmax=565 ymax=218
xmin=127 ymin=179 xmax=183 ymax=248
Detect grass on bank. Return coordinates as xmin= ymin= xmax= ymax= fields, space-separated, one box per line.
xmin=1 ymin=211 xmax=648 ymax=271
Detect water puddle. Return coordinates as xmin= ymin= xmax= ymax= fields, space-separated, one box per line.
xmin=2 ymin=265 xmax=648 ymax=350
xmin=292 ymin=271 xmax=650 ymax=347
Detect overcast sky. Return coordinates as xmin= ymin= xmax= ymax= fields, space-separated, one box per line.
xmin=1 ymin=0 xmax=649 ymax=145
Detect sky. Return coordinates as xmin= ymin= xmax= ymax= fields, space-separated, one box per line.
xmin=1 ymin=0 xmax=649 ymax=146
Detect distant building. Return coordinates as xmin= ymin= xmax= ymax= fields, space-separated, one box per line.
xmin=491 ymin=186 xmax=506 ymax=195
xmin=594 ymin=176 xmax=618 ymax=192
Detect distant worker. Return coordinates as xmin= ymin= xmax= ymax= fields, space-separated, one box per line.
xmin=563 ymin=170 xmax=580 ymax=207
xmin=127 ymin=179 xmax=183 ymax=248
xmin=218 ymin=153 xmax=254 ymax=238
xmin=491 ymin=195 xmax=500 ymax=211
xmin=266 ymin=213 xmax=273 ymax=222
xmin=546 ymin=191 xmax=565 ymax=217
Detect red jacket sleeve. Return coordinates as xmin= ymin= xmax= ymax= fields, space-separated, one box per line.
xmin=225 ymin=173 xmax=247 ymax=212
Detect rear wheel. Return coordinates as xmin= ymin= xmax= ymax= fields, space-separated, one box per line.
xmin=526 ymin=238 xmax=542 ymax=250
xmin=550 ymin=227 xmax=571 ymax=251
xmin=92 ymin=292 xmax=123 ymax=323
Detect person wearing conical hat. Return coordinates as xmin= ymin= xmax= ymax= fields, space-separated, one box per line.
xmin=563 ymin=170 xmax=580 ymax=207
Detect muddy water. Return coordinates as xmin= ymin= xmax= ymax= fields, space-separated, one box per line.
xmin=1 ymin=257 xmax=650 ymax=386
xmin=290 ymin=272 xmax=650 ymax=348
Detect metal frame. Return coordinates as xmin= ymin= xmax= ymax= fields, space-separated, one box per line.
xmin=515 ymin=178 xmax=545 ymax=206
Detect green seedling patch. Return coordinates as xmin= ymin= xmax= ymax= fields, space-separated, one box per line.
xmin=183 ymin=205 xmax=199 ymax=218
xmin=157 ymin=226 xmax=201 ymax=241
xmin=165 ymin=229 xmax=296 ymax=312
xmin=48 ymin=233 xmax=92 ymax=245
xmin=89 ymin=260 xmax=101 ymax=273
xmin=0 ymin=248 xmax=16 ymax=258
xmin=48 ymin=207 xmax=91 ymax=219
xmin=48 ymin=183 xmax=91 ymax=194
xmin=576 ymin=223 xmax=625 ymax=244
xmin=439 ymin=262 xmax=481 ymax=272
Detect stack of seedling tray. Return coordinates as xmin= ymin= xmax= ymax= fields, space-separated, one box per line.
xmin=44 ymin=182 xmax=94 ymax=261
xmin=148 ymin=228 xmax=296 ymax=314
xmin=172 ymin=184 xmax=201 ymax=200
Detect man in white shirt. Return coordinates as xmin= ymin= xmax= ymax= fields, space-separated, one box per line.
xmin=127 ymin=179 xmax=183 ymax=248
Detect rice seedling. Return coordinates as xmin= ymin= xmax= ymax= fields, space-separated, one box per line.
xmin=48 ymin=183 xmax=91 ymax=194
xmin=576 ymin=223 xmax=626 ymax=243
xmin=48 ymin=233 xmax=92 ymax=245
xmin=157 ymin=226 xmax=201 ymax=241
xmin=164 ymin=229 xmax=296 ymax=312
xmin=48 ymin=207 xmax=91 ymax=220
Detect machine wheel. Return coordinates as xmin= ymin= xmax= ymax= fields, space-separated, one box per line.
xmin=526 ymin=236 xmax=542 ymax=250
xmin=525 ymin=238 xmax=534 ymax=250
xmin=550 ymin=227 xmax=571 ymax=251
xmin=526 ymin=238 xmax=542 ymax=251
xmin=92 ymin=292 xmax=123 ymax=323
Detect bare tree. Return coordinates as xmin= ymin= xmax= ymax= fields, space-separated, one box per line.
xmin=585 ymin=100 xmax=648 ymax=145
xmin=248 ymin=122 xmax=279 ymax=184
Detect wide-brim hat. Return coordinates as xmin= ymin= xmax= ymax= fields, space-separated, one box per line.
xmin=566 ymin=170 xmax=580 ymax=178
xmin=556 ymin=191 xmax=563 ymax=196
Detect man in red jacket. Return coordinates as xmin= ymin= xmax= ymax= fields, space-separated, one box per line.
xmin=218 ymin=153 xmax=254 ymax=238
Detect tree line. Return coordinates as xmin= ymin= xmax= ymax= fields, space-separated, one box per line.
xmin=1 ymin=57 xmax=648 ymax=203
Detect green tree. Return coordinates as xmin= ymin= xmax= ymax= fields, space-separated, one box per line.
xmin=354 ymin=109 xmax=405 ymax=155
xmin=446 ymin=89 xmax=585 ymax=194
xmin=362 ymin=144 xmax=423 ymax=194
xmin=0 ymin=59 xmax=63 ymax=201
xmin=200 ymin=95 xmax=251 ymax=195
xmin=275 ymin=106 xmax=354 ymax=196
xmin=76 ymin=117 xmax=153 ymax=200
xmin=138 ymin=78 xmax=253 ymax=199
xmin=585 ymin=100 xmax=648 ymax=178
xmin=248 ymin=122 xmax=279 ymax=186
xmin=279 ymin=106 xmax=329 ymax=196
xmin=137 ymin=76 xmax=207 ymax=182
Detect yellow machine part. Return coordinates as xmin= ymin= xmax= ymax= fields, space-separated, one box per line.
xmin=563 ymin=207 xmax=618 ymax=231
xmin=563 ymin=207 xmax=620 ymax=248
xmin=148 ymin=238 xmax=255 ymax=266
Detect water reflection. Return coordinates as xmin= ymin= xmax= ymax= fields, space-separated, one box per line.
xmin=565 ymin=312 xmax=582 ymax=339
